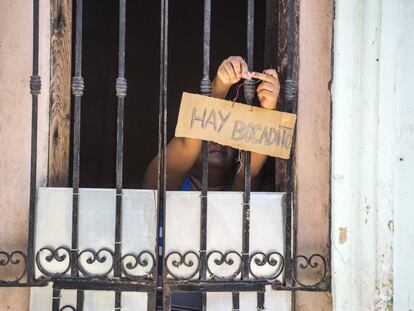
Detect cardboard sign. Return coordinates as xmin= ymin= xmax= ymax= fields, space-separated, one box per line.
xmin=175 ymin=92 xmax=297 ymax=159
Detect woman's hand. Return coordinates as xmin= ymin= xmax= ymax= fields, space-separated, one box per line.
xmin=215 ymin=56 xmax=250 ymax=86
xmin=252 ymin=69 xmax=280 ymax=110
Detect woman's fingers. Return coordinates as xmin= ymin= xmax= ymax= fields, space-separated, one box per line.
xmin=251 ymin=71 xmax=278 ymax=85
xmin=257 ymin=89 xmax=277 ymax=110
xmin=256 ymin=81 xmax=278 ymax=93
xmin=262 ymin=69 xmax=278 ymax=79
xmin=222 ymin=61 xmax=237 ymax=83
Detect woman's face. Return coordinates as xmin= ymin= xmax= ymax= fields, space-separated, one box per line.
xmin=207 ymin=141 xmax=236 ymax=168
xmin=194 ymin=141 xmax=236 ymax=170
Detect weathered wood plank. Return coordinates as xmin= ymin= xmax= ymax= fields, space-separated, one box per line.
xmin=275 ymin=0 xmax=290 ymax=192
xmin=48 ymin=0 xmax=72 ymax=186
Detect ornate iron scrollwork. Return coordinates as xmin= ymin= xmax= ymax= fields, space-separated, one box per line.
xmin=0 ymin=251 xmax=27 ymax=284
xmin=206 ymin=250 xmax=242 ymax=280
xmin=121 ymin=251 xmax=155 ymax=280
xmin=77 ymin=248 xmax=115 ymax=278
xmin=293 ymin=254 xmax=328 ymax=287
xmin=165 ymin=251 xmax=200 ymax=280
xmin=35 ymin=247 xmax=71 ymax=278
xmin=249 ymin=251 xmax=285 ymax=281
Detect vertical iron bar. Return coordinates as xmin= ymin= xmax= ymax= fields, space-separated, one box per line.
xmin=200 ymin=1 xmax=212 ymax=310
xmin=232 ymin=292 xmax=240 ymax=310
xmin=52 ymin=288 xmax=61 ymax=311
xmin=159 ymin=0 xmax=169 ymax=308
xmin=71 ymin=0 xmax=84 ymax=306
xmin=71 ymin=0 xmax=84 ymax=278
xmin=242 ymin=0 xmax=255 ymax=279
xmin=27 ymin=0 xmax=41 ymax=283
xmin=257 ymin=291 xmax=265 ymax=310
xmin=114 ymin=0 xmax=127 ymax=275
xmin=115 ymin=291 xmax=121 ymax=311
xmin=239 ymin=0 xmax=255 ymax=308
xmin=114 ymin=2 xmax=127 ymax=309
xmin=76 ymin=289 xmax=84 ymax=311
xmin=284 ymin=0 xmax=297 ymax=289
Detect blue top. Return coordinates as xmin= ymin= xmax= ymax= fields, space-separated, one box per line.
xmin=179 ymin=176 xmax=192 ymax=191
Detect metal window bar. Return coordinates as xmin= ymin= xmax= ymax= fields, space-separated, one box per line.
xmin=159 ymin=0 xmax=169 ymax=309
xmin=27 ymin=0 xmax=41 ymax=285
xmin=199 ymin=0 xmax=212 ymax=310
xmin=114 ymin=0 xmax=127 ymax=310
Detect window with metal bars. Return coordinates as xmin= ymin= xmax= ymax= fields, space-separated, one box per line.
xmin=0 ymin=0 xmax=330 ymax=310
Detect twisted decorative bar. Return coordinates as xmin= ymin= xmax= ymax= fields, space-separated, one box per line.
xmin=285 ymin=79 xmax=297 ymax=102
xmin=30 ymin=75 xmax=42 ymax=96
xmin=115 ymin=77 xmax=127 ymax=98
xmin=71 ymin=76 xmax=84 ymax=97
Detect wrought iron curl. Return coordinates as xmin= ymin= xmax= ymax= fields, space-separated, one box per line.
xmin=165 ymin=251 xmax=200 ymax=280
xmin=206 ymin=250 xmax=242 ymax=280
xmin=77 ymin=248 xmax=115 ymax=278
xmin=35 ymin=247 xmax=71 ymax=278
xmin=249 ymin=251 xmax=284 ymax=281
xmin=0 ymin=251 xmax=27 ymax=283
xmin=293 ymin=254 xmax=328 ymax=287
xmin=121 ymin=251 xmax=155 ymax=280
xmin=59 ymin=306 xmax=77 ymax=311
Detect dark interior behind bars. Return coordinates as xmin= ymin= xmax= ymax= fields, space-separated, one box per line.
xmin=73 ymin=0 xmax=274 ymax=190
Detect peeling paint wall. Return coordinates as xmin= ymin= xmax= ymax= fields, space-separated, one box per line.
xmin=332 ymin=0 xmax=414 ymax=310
xmin=0 ymin=0 xmax=50 ymax=310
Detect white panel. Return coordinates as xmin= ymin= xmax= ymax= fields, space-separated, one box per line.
xmin=78 ymin=188 xmax=116 ymax=278
xmin=30 ymin=285 xmax=52 ymax=311
xmin=122 ymin=189 xmax=157 ymax=278
xmin=206 ymin=292 xmax=232 ymax=310
xmin=165 ymin=191 xmax=201 ymax=279
xmin=121 ymin=292 xmax=148 ymax=311
xmin=30 ymin=285 xmax=77 ymax=311
xmin=264 ymin=286 xmax=291 ymax=310
xmin=250 ymin=193 xmax=285 ymax=281
xmin=35 ymin=187 xmax=72 ymax=277
xmin=84 ymin=291 xmax=114 ymax=311
xmin=206 ymin=192 xmax=243 ymax=280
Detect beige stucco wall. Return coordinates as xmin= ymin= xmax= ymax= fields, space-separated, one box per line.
xmin=0 ymin=0 xmax=50 ymax=310
xmin=295 ymin=0 xmax=333 ymax=309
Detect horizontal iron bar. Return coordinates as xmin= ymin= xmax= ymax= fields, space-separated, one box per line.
xmin=53 ymin=279 xmax=156 ymax=292
xmin=165 ymin=280 xmax=267 ymax=292
xmin=272 ymin=284 xmax=330 ymax=292
xmin=0 ymin=280 xmax=48 ymax=287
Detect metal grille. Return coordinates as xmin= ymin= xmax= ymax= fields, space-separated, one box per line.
xmin=0 ymin=0 xmax=330 ymax=310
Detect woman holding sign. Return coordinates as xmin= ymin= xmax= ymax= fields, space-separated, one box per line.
xmin=143 ymin=56 xmax=280 ymax=191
